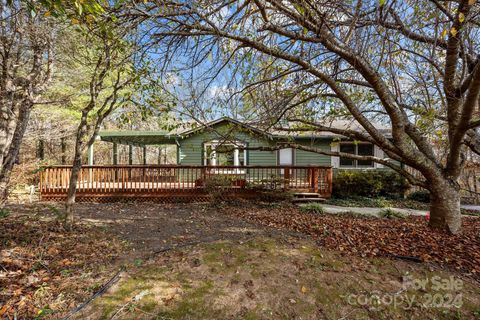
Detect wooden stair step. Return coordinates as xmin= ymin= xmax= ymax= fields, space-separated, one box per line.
xmin=292 ymin=197 xmax=326 ymax=202
xmin=293 ymin=192 xmax=322 ymax=198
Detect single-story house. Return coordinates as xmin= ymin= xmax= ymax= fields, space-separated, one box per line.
xmin=39 ymin=117 xmax=393 ymax=202
xmin=96 ymin=117 xmax=390 ymax=170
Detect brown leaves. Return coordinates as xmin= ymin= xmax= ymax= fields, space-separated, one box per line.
xmin=0 ymin=215 xmax=125 ymax=319
xmin=222 ymin=205 xmax=480 ymax=279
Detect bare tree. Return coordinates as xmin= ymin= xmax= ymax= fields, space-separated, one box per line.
xmin=126 ymin=0 xmax=480 ymax=233
xmin=0 ymin=0 xmax=54 ymax=203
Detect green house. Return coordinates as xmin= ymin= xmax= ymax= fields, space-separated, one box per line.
xmin=98 ymin=117 xmax=390 ymax=170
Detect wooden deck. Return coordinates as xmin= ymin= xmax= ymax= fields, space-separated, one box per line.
xmin=39 ymin=165 xmax=332 ymax=202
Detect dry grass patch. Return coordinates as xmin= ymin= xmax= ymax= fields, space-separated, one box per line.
xmin=81 ymin=237 xmax=480 ymax=320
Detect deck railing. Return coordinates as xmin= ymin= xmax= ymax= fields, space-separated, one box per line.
xmin=39 ymin=165 xmax=332 ymax=200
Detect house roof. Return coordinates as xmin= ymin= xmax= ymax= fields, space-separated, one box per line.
xmin=178 ymin=117 xmax=274 ymax=139
xmin=270 ymin=119 xmax=392 ymax=139
xmin=98 ymin=117 xmax=392 ymax=145
xmin=98 ymin=130 xmax=178 ymax=145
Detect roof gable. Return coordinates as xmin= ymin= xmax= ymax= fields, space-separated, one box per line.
xmin=178 ymin=117 xmax=273 ymax=140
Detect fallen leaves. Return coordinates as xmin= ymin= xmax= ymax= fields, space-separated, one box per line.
xmin=221 ymin=205 xmax=480 ymax=279
xmin=0 ymin=213 xmax=125 ymax=319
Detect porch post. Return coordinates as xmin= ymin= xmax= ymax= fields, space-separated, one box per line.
xmin=142 ymin=146 xmax=147 ymax=180
xmin=88 ymin=142 xmax=94 ymax=184
xmin=234 ymin=148 xmax=239 ymax=166
xmin=88 ymin=143 xmax=94 ymax=165
xmin=128 ymin=145 xmax=133 ymax=179
xmin=128 ymin=145 xmax=133 ymax=165
xmin=112 ymin=143 xmax=118 ymax=165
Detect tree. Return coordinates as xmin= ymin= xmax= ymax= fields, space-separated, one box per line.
xmin=64 ymin=20 xmax=138 ymax=225
xmin=0 ymin=0 xmax=55 ymax=203
xmin=127 ymin=0 xmax=480 ymax=234
xmin=0 ymin=0 xmax=109 ymax=204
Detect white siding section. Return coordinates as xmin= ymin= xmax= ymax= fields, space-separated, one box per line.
xmin=331 ymin=143 xmax=339 ymax=168
xmin=374 ymin=145 xmax=384 ymax=168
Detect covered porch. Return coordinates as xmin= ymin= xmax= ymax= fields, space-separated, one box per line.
xmin=89 ymin=130 xmax=179 ymax=166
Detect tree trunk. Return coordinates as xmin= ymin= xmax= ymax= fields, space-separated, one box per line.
xmin=0 ymin=103 xmax=33 ymax=204
xmin=65 ymin=131 xmax=84 ymax=226
xmin=429 ymin=179 xmax=462 ymax=234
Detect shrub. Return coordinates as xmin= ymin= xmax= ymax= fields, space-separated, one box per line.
xmin=406 ymin=190 xmax=430 ymax=203
xmin=332 ymin=170 xmax=408 ymax=198
xmin=378 ymin=208 xmax=407 ymax=219
xmin=256 ymin=191 xmax=293 ymax=203
xmin=0 ymin=208 xmax=10 ymax=219
xmin=203 ymin=175 xmax=237 ymax=202
xmin=299 ymin=202 xmax=325 ymax=214
xmin=246 ymin=175 xmax=288 ymax=191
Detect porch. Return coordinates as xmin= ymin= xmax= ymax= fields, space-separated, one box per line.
xmin=39 ymin=165 xmax=332 ymax=202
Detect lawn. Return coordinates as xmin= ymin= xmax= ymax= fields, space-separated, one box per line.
xmin=82 ymin=237 xmax=480 ymax=320
xmin=1 ymin=202 xmax=479 ymax=319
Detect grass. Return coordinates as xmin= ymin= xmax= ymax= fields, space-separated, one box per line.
xmin=326 ymin=196 xmax=480 ymax=216
xmin=299 ymin=202 xmax=324 ymax=214
xmin=325 ymin=196 xmax=430 ymax=210
xmin=84 ymin=237 xmax=480 ymax=320
xmin=378 ymin=207 xmax=407 ymax=219
xmin=0 ymin=208 xmax=10 ymax=218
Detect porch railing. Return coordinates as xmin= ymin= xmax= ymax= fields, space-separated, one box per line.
xmin=39 ymin=165 xmax=333 ymax=200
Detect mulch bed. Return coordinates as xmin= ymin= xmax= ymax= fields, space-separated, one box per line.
xmin=0 ymin=213 xmax=125 ymax=319
xmin=221 ymin=204 xmax=480 ymax=279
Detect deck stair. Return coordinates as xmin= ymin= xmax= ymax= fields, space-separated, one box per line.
xmin=291 ymin=192 xmax=326 ymax=203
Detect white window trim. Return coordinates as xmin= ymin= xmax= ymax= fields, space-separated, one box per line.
xmin=276 ymin=147 xmax=295 ymax=166
xmin=331 ymin=142 xmax=382 ymax=169
xmin=204 ymin=140 xmax=246 ymax=173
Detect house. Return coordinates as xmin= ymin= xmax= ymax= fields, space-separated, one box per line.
xmin=39 ymin=117 xmax=391 ymax=202
xmin=96 ymin=117 xmax=390 ymax=170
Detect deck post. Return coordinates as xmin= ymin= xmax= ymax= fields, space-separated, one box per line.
xmin=283 ymin=166 xmax=290 ymax=191
xmin=327 ymin=168 xmax=333 ymax=197
xmin=311 ymin=168 xmax=319 ymax=193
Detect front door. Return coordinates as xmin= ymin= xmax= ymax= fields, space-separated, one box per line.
xmin=278 ymin=148 xmax=293 ymax=175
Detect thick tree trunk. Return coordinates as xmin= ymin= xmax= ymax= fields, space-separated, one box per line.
xmin=429 ymin=179 xmax=462 ymax=234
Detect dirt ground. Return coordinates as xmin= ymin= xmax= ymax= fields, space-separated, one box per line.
xmin=71 ymin=202 xmax=300 ymax=255
xmin=1 ymin=202 xmax=479 ymax=319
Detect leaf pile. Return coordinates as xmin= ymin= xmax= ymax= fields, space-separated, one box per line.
xmin=222 ymin=205 xmax=480 ymax=278
xmin=0 ymin=213 xmax=125 ymax=319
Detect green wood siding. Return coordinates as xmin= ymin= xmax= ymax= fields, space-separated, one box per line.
xmin=295 ymin=139 xmax=332 ymax=166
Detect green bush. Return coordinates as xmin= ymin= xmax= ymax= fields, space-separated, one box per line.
xmin=256 ymin=191 xmax=292 ymax=203
xmin=406 ymin=190 xmax=430 ymax=203
xmin=299 ymin=202 xmax=325 ymax=214
xmin=332 ymin=170 xmax=408 ymax=198
xmin=0 ymin=208 xmax=10 ymax=219
xmin=203 ymin=175 xmax=238 ymax=202
xmin=378 ymin=208 xmax=407 ymax=219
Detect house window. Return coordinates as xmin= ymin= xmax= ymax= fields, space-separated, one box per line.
xmin=339 ymin=143 xmax=374 ymax=168
xmin=204 ymin=141 xmax=246 ymax=166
